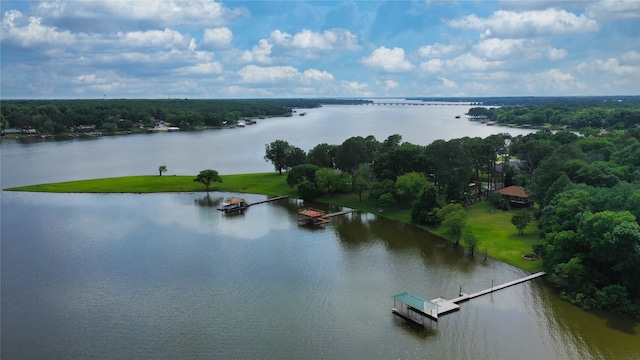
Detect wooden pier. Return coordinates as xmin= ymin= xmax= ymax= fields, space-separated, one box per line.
xmin=218 ymin=195 xmax=287 ymax=212
xmin=298 ymin=208 xmax=356 ymax=225
xmin=393 ymin=272 xmax=546 ymax=324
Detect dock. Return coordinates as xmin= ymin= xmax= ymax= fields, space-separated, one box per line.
xmin=218 ymin=195 xmax=287 ymax=212
xmin=298 ymin=208 xmax=356 ymax=225
xmin=249 ymin=195 xmax=288 ymax=206
xmin=393 ymin=272 xmax=546 ymax=325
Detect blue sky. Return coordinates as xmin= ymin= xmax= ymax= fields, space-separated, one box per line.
xmin=1 ymin=0 xmax=639 ymax=99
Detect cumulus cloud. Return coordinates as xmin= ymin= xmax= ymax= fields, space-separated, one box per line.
xmin=240 ymin=39 xmax=273 ymax=64
xmin=35 ymin=0 xmax=248 ymax=30
xmin=270 ymin=28 xmax=359 ymax=52
xmin=201 ymin=27 xmax=233 ymax=49
xmin=418 ymin=59 xmax=443 ymax=73
xmin=445 ymin=53 xmax=503 ymax=72
xmin=417 ymin=43 xmax=462 ymax=58
xmin=447 ymin=8 xmax=600 ymax=38
xmin=1 ymin=10 xmax=76 ymax=48
xmin=586 ymin=0 xmax=640 ymax=20
xmin=361 ymin=46 xmax=414 ymax=72
xmin=473 ymin=38 xmax=567 ymax=61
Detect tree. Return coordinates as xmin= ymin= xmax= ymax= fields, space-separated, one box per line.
xmin=353 ymin=163 xmax=374 ymax=202
xmin=462 ymin=226 xmax=479 ymax=256
xmin=395 ymin=172 xmax=428 ymax=202
xmin=287 ymin=164 xmax=319 ymax=187
xmin=193 ymin=169 xmax=222 ymax=191
xmin=264 ymin=140 xmax=291 ymax=175
xmin=440 ymin=206 xmax=467 ymax=245
xmin=159 ymin=165 xmax=167 ymax=176
xmin=411 ymin=184 xmax=440 ymax=225
xmin=511 ymin=211 xmax=532 ymax=235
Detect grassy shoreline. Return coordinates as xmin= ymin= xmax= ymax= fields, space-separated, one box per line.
xmin=5 ymin=173 xmax=542 ymax=273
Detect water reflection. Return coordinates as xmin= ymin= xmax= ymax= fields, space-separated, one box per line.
xmin=194 ymin=193 xmax=222 ymax=207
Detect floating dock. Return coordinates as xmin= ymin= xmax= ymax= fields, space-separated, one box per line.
xmin=218 ymin=195 xmax=287 ymax=212
xmin=393 ymin=272 xmax=546 ymax=325
xmin=298 ymin=208 xmax=356 ymax=225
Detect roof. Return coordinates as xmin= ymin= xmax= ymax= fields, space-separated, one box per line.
xmin=224 ymin=197 xmax=246 ymax=205
xmin=298 ymin=208 xmax=325 ymax=218
xmin=496 ymin=186 xmax=529 ymax=198
xmin=392 ymin=292 xmax=441 ymax=313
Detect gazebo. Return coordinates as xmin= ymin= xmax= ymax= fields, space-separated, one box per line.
xmin=392 ymin=292 xmax=442 ymax=325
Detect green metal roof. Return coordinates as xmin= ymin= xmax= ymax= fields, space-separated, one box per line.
xmin=393 ymin=292 xmax=441 ymax=313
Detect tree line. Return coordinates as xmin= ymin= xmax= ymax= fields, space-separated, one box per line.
xmin=0 ymin=98 xmax=370 ymax=134
xmin=265 ymin=127 xmax=640 ymax=320
xmin=469 ymin=101 xmax=640 ymax=130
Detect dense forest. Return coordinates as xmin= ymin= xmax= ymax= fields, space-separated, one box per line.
xmin=0 ymin=98 xmax=371 ymax=135
xmin=268 ymin=125 xmax=640 ymax=320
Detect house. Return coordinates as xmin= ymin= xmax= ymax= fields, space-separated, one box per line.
xmin=495 ymin=186 xmax=533 ymax=208
xmin=75 ymin=125 xmax=96 ymax=132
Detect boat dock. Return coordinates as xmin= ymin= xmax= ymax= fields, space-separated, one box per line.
xmin=298 ymin=208 xmax=356 ymax=225
xmin=218 ymin=196 xmax=287 ymax=212
xmin=393 ymin=272 xmax=546 ymax=324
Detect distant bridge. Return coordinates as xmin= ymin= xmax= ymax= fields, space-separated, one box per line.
xmin=361 ymin=102 xmax=481 ymax=106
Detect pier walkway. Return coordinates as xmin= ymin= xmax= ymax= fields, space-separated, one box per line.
xmin=249 ymin=195 xmax=288 ymax=206
xmin=429 ymin=272 xmax=547 ymax=318
xmin=393 ymin=272 xmax=546 ymax=324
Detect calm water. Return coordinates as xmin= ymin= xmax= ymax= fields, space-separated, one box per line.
xmin=2 ymin=104 xmax=639 ymax=359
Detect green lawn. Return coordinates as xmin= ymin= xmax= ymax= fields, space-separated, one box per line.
xmin=6 ymin=174 xmax=542 ymax=272
xmin=5 ymin=173 xmax=296 ymax=197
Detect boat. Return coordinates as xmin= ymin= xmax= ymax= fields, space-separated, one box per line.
xmin=218 ymin=197 xmax=250 ymax=212
xmin=455 ymin=115 xmax=461 ymax=119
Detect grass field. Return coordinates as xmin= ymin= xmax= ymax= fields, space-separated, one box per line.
xmin=6 ymin=173 xmax=297 ymax=196
xmin=6 ymin=173 xmax=542 ymax=272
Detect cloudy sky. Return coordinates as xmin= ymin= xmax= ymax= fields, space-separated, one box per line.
xmin=1 ymin=0 xmax=639 ymax=99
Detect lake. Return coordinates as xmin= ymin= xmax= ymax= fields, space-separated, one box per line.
xmin=2 ymin=103 xmax=639 ymax=359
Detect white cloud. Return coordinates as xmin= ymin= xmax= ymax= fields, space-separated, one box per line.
xmin=35 ymin=0 xmax=248 ymax=28
xmin=240 ymin=39 xmax=273 ymax=64
xmin=117 ymin=28 xmax=191 ymax=50
xmin=385 ymin=80 xmax=399 ymax=89
xmin=586 ymin=0 xmax=640 ymax=20
xmin=178 ymin=62 xmax=224 ymax=75
xmin=271 ymin=28 xmax=359 ymax=52
xmin=201 ymin=27 xmax=233 ymax=49
xmin=417 ymin=43 xmax=462 ymax=58
xmin=361 ymin=46 xmax=414 ymax=72
xmin=547 ymin=47 xmax=568 ymax=60
xmin=302 ymin=69 xmax=334 ymax=81
xmin=473 ymin=38 xmax=568 ymax=61
xmin=447 ymin=9 xmax=600 ymax=38
xmin=237 ymin=65 xmax=301 ymax=83
xmin=418 ymin=59 xmax=443 ymax=73
xmin=445 ymin=53 xmax=503 ymax=72
xmin=1 ymin=10 xmax=76 ymax=48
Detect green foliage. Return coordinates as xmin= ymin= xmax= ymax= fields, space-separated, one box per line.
xmin=511 ymin=211 xmax=532 ymax=235
xmin=411 ymin=184 xmax=440 ymax=225
xmin=264 ymin=140 xmax=291 ymax=175
xmin=287 ymin=164 xmax=319 ymax=187
xmin=439 ymin=204 xmax=467 ymax=244
xmin=394 ymin=172 xmax=428 ymax=202
xmin=462 ymin=226 xmax=479 ymax=256
xmin=193 ymin=169 xmax=222 ymax=191
xmin=159 ymin=165 xmax=167 ymax=176
xmin=297 ymin=181 xmax=319 ymax=201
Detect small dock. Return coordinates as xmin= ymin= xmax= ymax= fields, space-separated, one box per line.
xmin=298 ymin=208 xmax=356 ymax=225
xmin=393 ymin=272 xmax=546 ymax=325
xmin=218 ymin=196 xmax=287 ymax=212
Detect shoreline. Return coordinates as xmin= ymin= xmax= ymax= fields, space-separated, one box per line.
xmin=4 ymin=173 xmax=543 ymax=274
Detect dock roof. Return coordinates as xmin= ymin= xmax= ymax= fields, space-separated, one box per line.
xmin=393 ymin=292 xmax=441 ymax=313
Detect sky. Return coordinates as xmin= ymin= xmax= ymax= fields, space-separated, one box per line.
xmin=1 ymin=0 xmax=639 ymax=99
